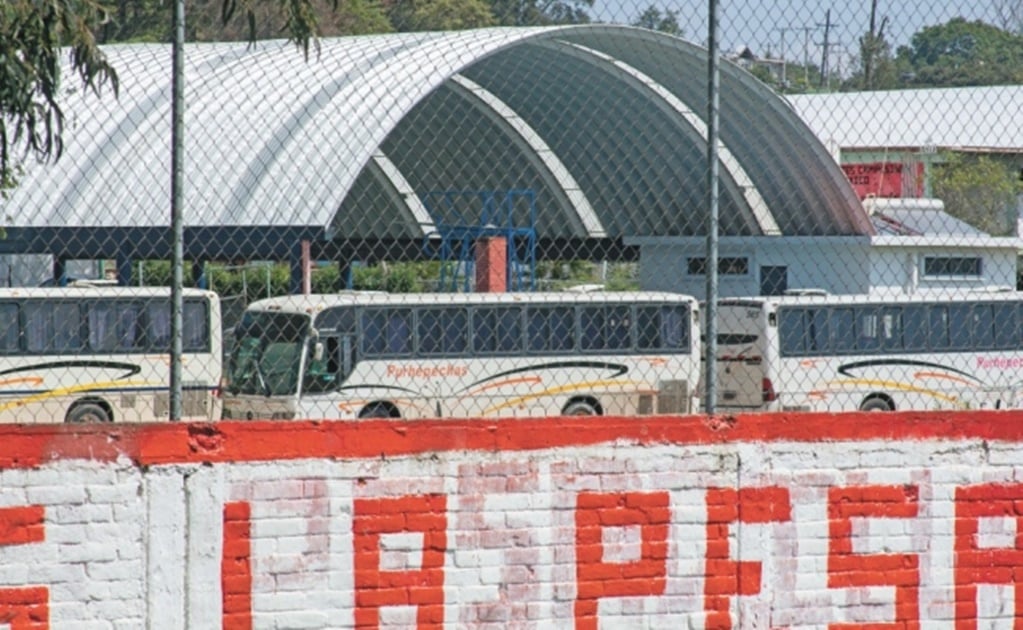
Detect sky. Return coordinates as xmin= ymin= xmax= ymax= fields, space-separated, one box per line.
xmin=590 ymin=0 xmax=1007 ymax=77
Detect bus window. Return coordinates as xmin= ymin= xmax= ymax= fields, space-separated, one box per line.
xmin=88 ymin=301 xmax=144 ymax=352
xmin=183 ymin=301 xmax=210 ymax=352
xmin=418 ymin=308 xmax=468 ymax=356
xmin=528 ymin=306 xmax=574 ymax=352
xmin=903 ymin=306 xmax=928 ymax=351
xmin=303 ymin=336 xmax=339 ymax=394
xmin=971 ymin=303 xmax=995 ymax=349
xmin=0 ymin=303 xmax=18 ymax=351
xmin=473 ymin=306 xmax=522 ymax=354
xmin=315 ymin=307 xmax=356 ymax=334
xmin=652 ymin=305 xmax=689 ymax=350
xmin=831 ymin=307 xmax=855 ymax=353
xmin=994 ymin=303 xmax=1018 ymax=348
xmin=581 ymin=305 xmax=632 ymax=351
xmin=146 ymin=301 xmax=172 ymax=349
xmin=855 ymin=308 xmax=880 ymax=353
xmin=362 ymin=308 xmax=412 ymax=356
xmin=25 ymin=301 xmax=82 ymax=353
xmin=807 ymin=308 xmax=829 ymax=354
xmin=948 ymin=304 xmax=972 ymax=350
xmin=927 ymin=305 xmax=950 ymax=350
xmin=778 ymin=308 xmax=806 ymax=355
xmin=880 ymin=307 xmax=902 ymax=351
xmin=779 ymin=307 xmax=829 ymax=356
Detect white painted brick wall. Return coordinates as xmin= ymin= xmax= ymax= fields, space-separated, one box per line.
xmin=3 ymin=417 xmax=1023 ymax=627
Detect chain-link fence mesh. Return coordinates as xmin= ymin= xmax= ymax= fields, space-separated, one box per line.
xmin=2 ymin=0 xmax=1021 ymax=421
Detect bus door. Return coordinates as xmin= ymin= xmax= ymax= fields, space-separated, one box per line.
xmin=715 ymin=305 xmax=773 ymax=409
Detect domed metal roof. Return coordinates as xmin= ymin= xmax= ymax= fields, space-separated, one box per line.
xmin=5 ymin=25 xmax=872 ymax=246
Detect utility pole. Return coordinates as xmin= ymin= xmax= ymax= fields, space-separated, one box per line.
xmin=819 ymin=10 xmax=834 ymax=88
xmin=775 ymin=27 xmax=796 ymax=87
xmin=797 ymin=26 xmax=818 ymax=86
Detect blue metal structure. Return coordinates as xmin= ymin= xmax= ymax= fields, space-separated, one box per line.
xmin=421 ymin=190 xmax=538 ymax=292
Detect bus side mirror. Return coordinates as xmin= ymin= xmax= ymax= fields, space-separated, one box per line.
xmin=312 ymin=341 xmax=324 ymax=362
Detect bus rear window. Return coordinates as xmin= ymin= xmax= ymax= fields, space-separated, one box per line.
xmin=716 ymin=333 xmax=758 ymax=346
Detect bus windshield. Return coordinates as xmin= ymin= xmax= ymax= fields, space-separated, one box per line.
xmin=227 ymin=311 xmax=309 ymax=396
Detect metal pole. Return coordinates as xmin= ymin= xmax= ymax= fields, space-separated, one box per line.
xmin=704 ymin=0 xmax=720 ymax=415
xmin=170 ymin=0 xmax=186 ymax=420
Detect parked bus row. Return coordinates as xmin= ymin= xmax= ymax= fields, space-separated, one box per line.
xmin=711 ymin=289 xmax=1023 ymax=413
xmin=220 ymin=290 xmax=702 ymax=420
xmin=5 ymin=283 xmax=1023 ymax=423
xmin=0 ymin=284 xmax=223 ymax=424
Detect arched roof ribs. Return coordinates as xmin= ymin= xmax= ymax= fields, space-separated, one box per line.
xmin=447 ymin=74 xmax=606 ymax=238
xmin=545 ymin=39 xmax=781 ymax=236
xmin=366 ymin=152 xmax=438 ymax=238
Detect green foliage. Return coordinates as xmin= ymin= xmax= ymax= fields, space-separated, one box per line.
xmin=631 ymin=6 xmax=682 ymax=37
xmin=0 ymin=0 xmax=119 ymax=182
xmin=488 ymin=0 xmax=591 ymax=26
xmin=389 ymin=0 xmax=494 ymax=32
xmin=895 ymin=18 xmax=1023 ymax=87
xmin=931 ymin=152 xmax=1022 ymax=236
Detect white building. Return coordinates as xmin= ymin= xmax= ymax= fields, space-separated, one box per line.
xmin=631 ymin=86 xmax=1023 ymax=297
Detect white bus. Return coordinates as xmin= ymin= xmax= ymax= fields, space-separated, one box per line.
xmin=712 ymin=290 xmax=1023 ymax=412
xmin=221 ymin=291 xmax=700 ymax=420
xmin=0 ymin=285 xmax=223 ymax=423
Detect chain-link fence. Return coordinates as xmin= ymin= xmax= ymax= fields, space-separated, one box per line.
xmin=1 ymin=0 xmax=1021 ymax=422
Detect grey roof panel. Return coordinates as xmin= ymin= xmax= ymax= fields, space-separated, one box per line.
xmin=787 ymin=86 xmax=1023 ymax=151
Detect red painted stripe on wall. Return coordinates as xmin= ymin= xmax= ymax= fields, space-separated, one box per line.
xmin=1 ymin=410 xmax=1021 ymax=469
xmin=222 ymin=501 xmax=252 ymax=630
xmin=0 ymin=506 xmax=44 ymax=546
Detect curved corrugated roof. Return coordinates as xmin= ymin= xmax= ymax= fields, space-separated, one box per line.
xmin=5 ymin=25 xmax=872 ymax=239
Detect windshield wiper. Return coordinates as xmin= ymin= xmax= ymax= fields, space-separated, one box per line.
xmin=254 ymin=361 xmax=271 ymax=396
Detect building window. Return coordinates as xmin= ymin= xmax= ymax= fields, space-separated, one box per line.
xmin=687 ymin=257 xmax=749 ymax=276
xmin=922 ymin=256 xmax=982 ymax=279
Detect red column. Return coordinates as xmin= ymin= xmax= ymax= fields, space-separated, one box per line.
xmin=474 ymin=236 xmax=507 ymax=293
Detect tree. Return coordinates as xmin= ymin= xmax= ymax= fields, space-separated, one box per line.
xmin=631 ymin=6 xmax=682 ymax=37
xmin=0 ymin=0 xmax=119 ymax=184
xmin=894 ymin=18 xmax=1023 ymax=87
xmin=488 ymin=0 xmax=591 ymax=26
xmin=388 ymin=0 xmax=494 ymax=32
xmin=406 ymin=0 xmax=494 ymax=30
xmin=845 ymin=0 xmax=898 ymax=90
xmin=931 ymin=153 xmax=1022 ymax=237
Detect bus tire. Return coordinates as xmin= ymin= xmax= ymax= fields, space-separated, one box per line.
xmin=562 ymin=400 xmax=600 ymax=416
xmin=65 ymin=402 xmax=112 ymax=424
xmin=358 ymin=402 xmax=399 ymax=419
xmin=859 ymin=397 xmax=893 ymax=412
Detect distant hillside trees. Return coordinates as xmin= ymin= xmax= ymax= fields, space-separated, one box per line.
xmin=895 ymin=18 xmax=1023 ymax=87
xmin=843 ymin=18 xmax=1023 ymax=90
xmin=631 ymin=6 xmax=683 ymax=37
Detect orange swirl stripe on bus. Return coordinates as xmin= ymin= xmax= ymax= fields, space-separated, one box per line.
xmin=912 ymin=371 xmax=978 ymax=386
xmin=0 ymin=377 xmax=44 ymax=388
xmin=481 ymin=379 xmax=646 ymax=415
xmin=463 ymin=376 xmax=544 ymax=397
xmin=826 ymin=378 xmax=965 ymax=407
xmin=0 ymin=379 xmax=157 ymax=413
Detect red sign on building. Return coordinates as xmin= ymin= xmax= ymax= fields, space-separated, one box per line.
xmin=841 ymin=162 xmax=924 ymax=199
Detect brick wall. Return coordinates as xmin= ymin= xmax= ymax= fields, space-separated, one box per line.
xmin=2 ymin=412 xmax=1023 ymax=627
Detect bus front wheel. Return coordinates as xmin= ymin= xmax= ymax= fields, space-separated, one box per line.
xmin=859 ymin=397 xmax=893 ymax=412
xmin=562 ymin=400 xmax=600 ymax=416
xmin=66 ymin=402 xmax=112 ymax=424
xmin=358 ymin=402 xmax=399 ymax=419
